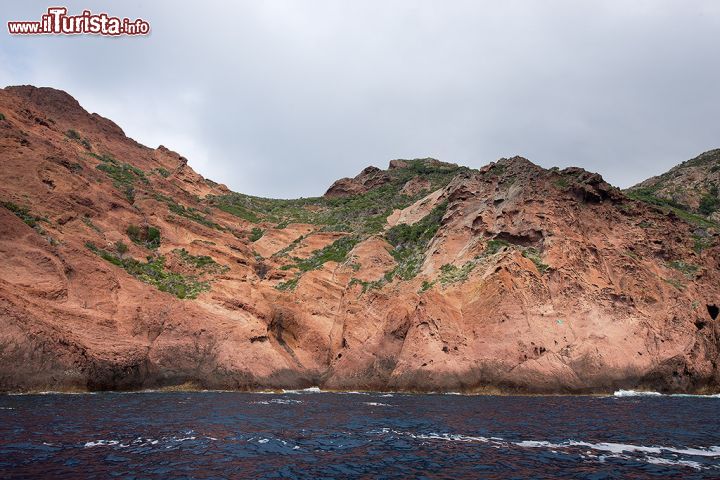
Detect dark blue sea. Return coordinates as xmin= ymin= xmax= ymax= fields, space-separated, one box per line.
xmin=1 ymin=389 xmax=718 ymax=479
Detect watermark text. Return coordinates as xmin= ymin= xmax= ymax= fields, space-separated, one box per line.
xmin=7 ymin=7 xmax=150 ymax=36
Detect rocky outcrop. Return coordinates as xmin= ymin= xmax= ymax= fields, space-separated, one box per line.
xmin=0 ymin=86 xmax=719 ymax=394
xmin=324 ymin=166 xmax=391 ymax=197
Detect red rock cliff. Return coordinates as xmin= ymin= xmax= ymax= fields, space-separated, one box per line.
xmin=0 ymin=86 xmax=719 ymax=393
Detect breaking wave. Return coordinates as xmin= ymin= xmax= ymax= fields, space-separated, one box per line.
xmin=372 ymin=428 xmax=720 ymax=471
xmin=614 ymin=390 xmax=720 ymax=398
xmin=251 ymin=398 xmax=303 ymax=405
xmin=280 ymin=387 xmax=323 ymax=394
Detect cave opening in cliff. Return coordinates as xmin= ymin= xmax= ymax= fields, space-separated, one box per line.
xmin=707 ymin=304 xmax=719 ymax=320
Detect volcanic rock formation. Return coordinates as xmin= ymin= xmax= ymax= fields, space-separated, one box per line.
xmin=1 ymin=85 xmax=719 ymax=393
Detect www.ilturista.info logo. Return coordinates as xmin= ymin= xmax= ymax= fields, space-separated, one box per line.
xmin=7 ymin=7 xmax=150 ymax=36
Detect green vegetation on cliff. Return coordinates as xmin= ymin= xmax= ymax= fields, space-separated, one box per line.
xmin=174 ymin=248 xmax=229 ymax=274
xmin=385 ymin=201 xmax=448 ymax=281
xmin=1 ymin=201 xmax=47 ymax=229
xmin=92 ymin=153 xmax=148 ymax=204
xmin=207 ymin=159 xmax=467 ymax=234
xmin=85 ymin=242 xmax=210 ymax=299
xmin=627 ymin=186 xmax=717 ymax=229
xmin=285 ymin=236 xmax=360 ymax=272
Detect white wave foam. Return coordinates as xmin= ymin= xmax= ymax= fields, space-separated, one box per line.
xmin=8 ymin=391 xmax=99 ymax=396
xmin=82 ymin=433 xmax=207 ymax=449
xmin=646 ymin=456 xmax=704 ymax=470
xmin=375 ymin=429 xmax=490 ymax=444
xmin=613 ymin=390 xmax=663 ymax=397
xmin=281 ymin=387 xmax=322 ymax=394
xmin=613 ymin=390 xmax=720 ymax=398
xmin=363 ymin=402 xmax=392 ymax=407
xmin=252 ymin=398 xmax=303 ymax=405
xmin=374 ymin=428 xmax=719 ymax=470
xmin=415 ymin=433 xmax=490 ymax=443
xmin=84 ymin=439 xmax=120 ymax=448
xmin=516 ymin=439 xmax=720 ymax=458
xmin=515 ymin=440 xmax=559 ymax=448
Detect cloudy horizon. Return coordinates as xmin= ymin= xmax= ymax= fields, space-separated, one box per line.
xmin=1 ymin=1 xmax=719 ymax=198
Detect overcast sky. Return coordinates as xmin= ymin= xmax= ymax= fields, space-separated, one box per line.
xmin=1 ymin=1 xmax=719 ymax=198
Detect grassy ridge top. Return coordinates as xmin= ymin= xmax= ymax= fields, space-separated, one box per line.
xmin=207 ymin=159 xmax=471 ymax=234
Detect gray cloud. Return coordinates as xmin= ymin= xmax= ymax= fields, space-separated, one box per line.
xmin=1 ymin=0 xmax=719 ymax=197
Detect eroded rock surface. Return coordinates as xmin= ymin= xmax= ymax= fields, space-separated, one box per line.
xmin=1 ymin=86 xmax=719 ymax=393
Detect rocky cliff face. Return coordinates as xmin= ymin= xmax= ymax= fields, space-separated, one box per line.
xmin=1 ymin=86 xmax=719 ymax=393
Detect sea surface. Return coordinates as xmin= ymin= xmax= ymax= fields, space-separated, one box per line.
xmin=0 ymin=389 xmax=718 ymax=479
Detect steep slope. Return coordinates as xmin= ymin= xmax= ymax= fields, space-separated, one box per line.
xmin=0 ymin=86 xmax=719 ymax=394
xmin=628 ymin=149 xmax=720 ymax=224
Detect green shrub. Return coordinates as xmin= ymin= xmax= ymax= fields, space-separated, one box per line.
xmin=0 ymin=113 xmax=5 ymax=121
xmin=522 ymin=248 xmax=549 ymax=274
xmin=174 ymin=248 xmax=227 ymax=273
xmin=115 ymin=240 xmax=129 ymax=256
xmin=667 ymin=260 xmax=699 ymax=278
xmin=65 ymin=129 xmax=81 ymax=140
xmin=290 ymin=236 xmax=359 ymax=272
xmin=153 ymin=167 xmax=171 ymax=178
xmin=82 ymin=216 xmax=102 ymax=233
xmin=275 ymin=277 xmax=299 ymax=291
xmin=249 ymin=227 xmax=264 ymax=242
xmin=88 ymin=152 xmax=117 ymax=164
xmin=479 ymin=238 xmax=549 ymax=274
xmin=215 ymin=203 xmax=261 ymax=223
xmin=126 ymin=224 xmax=140 ymax=240
xmin=349 ymin=277 xmax=385 ymax=293
xmin=692 ymin=234 xmax=713 ymax=253
xmin=1 ymin=201 xmax=46 ymax=228
xmin=484 ymin=239 xmax=510 ymax=255
xmin=699 ymin=188 xmax=719 ymax=215
xmin=553 ymin=177 xmax=570 ymax=189
xmin=438 ymin=262 xmax=476 ymax=285
xmin=96 ymin=162 xmax=147 ymax=185
xmin=164 ymin=200 xmax=223 ymax=230
xmin=126 ymin=224 xmax=161 ymax=249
